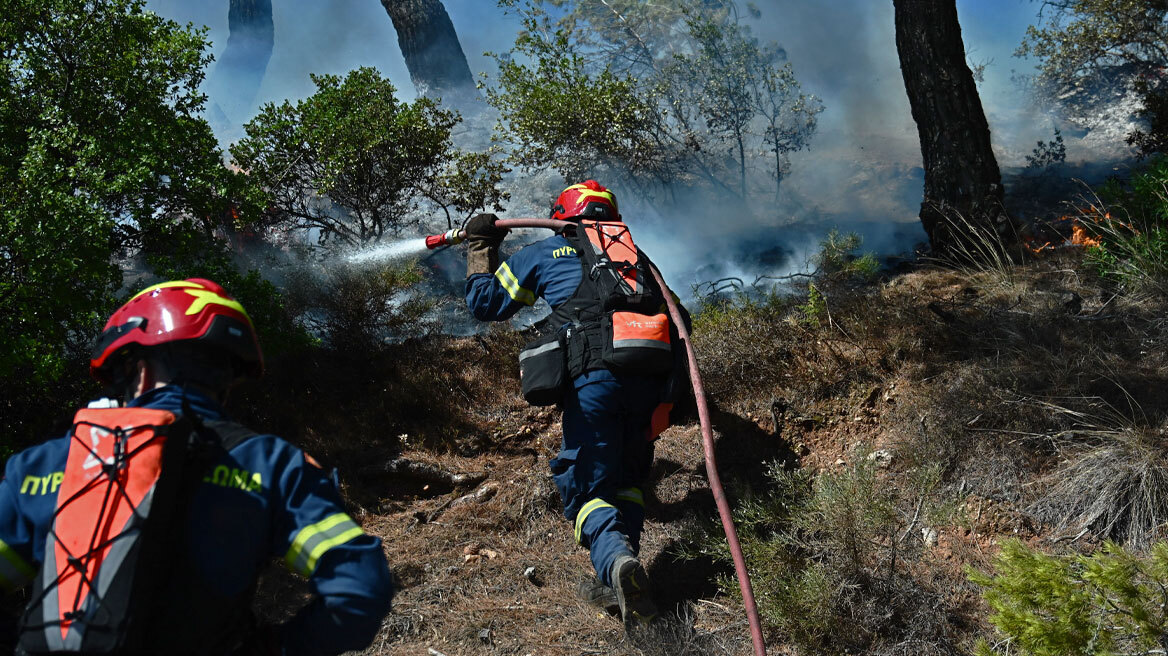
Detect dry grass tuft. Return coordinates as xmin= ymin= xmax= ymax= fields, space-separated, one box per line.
xmin=1033 ymin=423 xmax=1168 ymax=547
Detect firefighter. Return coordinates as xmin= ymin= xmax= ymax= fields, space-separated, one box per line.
xmin=0 ymin=279 xmax=392 ymax=655
xmin=464 ymin=181 xmax=672 ymax=626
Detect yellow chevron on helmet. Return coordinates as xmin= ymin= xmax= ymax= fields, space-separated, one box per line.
xmin=550 ymin=180 xmax=620 ymax=221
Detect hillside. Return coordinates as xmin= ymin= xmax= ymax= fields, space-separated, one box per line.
xmin=231 ymin=246 xmax=1167 ymax=655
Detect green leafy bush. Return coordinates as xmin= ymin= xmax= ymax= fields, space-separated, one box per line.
xmin=0 ymin=0 xmax=246 ymax=455
xmin=0 ymin=0 xmax=235 ymax=383
xmin=972 ymin=539 xmax=1168 ymax=656
xmin=231 ymin=67 xmax=506 ymax=249
xmin=814 ymin=230 xmax=879 ymax=283
xmin=283 ymin=259 xmax=432 ymax=350
xmin=1080 ymin=156 xmax=1168 ymax=293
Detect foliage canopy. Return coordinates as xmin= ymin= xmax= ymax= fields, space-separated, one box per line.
xmin=231 ymin=67 xmax=507 ymax=247
xmin=0 ymin=0 xmax=241 ymax=383
xmin=1019 ymin=0 xmax=1168 ymax=154
xmin=973 ymin=539 xmax=1168 ymax=656
xmin=485 ymin=0 xmax=822 ymax=210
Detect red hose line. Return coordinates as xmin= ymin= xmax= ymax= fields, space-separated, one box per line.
xmin=477 ymin=218 xmax=767 ymax=655
xmin=646 ymin=261 xmax=768 ymax=656
xmin=493 ymin=218 xmax=567 ymax=232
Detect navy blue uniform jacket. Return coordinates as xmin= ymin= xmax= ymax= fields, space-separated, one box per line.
xmin=0 ymin=386 xmax=392 ymax=655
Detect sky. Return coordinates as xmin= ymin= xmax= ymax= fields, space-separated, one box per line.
xmin=140 ymin=0 xmax=1073 ymax=286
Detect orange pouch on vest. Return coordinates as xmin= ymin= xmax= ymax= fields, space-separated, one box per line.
xmin=602 ymin=310 xmax=673 ymax=375
xmin=18 ymin=407 xmax=188 ymax=655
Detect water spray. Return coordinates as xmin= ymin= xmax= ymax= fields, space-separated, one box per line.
xmin=425 ymin=218 xmax=769 ymax=656
xmin=347 ymin=238 xmax=433 ymax=265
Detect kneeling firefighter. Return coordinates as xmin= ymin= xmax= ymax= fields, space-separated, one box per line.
xmin=464 ymin=181 xmax=688 ymax=626
xmin=0 ymin=279 xmax=393 ymax=655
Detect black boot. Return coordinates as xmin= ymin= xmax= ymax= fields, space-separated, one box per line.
xmin=611 ymin=555 xmax=657 ymax=626
xmin=576 ymin=576 xmax=619 ymax=614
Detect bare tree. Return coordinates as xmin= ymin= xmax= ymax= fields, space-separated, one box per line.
xmin=893 ymin=0 xmax=1015 ymax=257
xmin=378 ymin=0 xmax=479 ymax=110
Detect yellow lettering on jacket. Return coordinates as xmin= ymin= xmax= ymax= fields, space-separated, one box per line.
xmin=552 ymin=246 xmax=577 ymax=258
xmin=202 ymin=465 xmax=263 ymax=494
xmin=19 ymin=472 xmax=64 ymax=496
xmin=20 ymin=476 xmax=39 ymax=495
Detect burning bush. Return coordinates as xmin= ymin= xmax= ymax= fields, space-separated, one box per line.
xmin=1075 ymin=156 xmax=1168 ymax=294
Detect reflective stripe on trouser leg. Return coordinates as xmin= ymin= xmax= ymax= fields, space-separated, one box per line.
xmin=575 ymin=497 xmax=634 ymax=588
xmin=614 ymin=487 xmax=646 ymax=554
xmin=575 ymin=498 xmax=616 ymax=544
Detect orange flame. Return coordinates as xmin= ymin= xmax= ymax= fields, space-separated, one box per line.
xmin=1071 ymin=223 xmax=1101 ymax=248
xmin=1024 ymin=215 xmax=1105 ymax=255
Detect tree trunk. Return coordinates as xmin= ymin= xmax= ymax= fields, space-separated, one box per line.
xmin=893 ymin=0 xmax=1014 ymax=257
xmin=208 ymin=0 xmax=274 ymax=122
xmin=378 ymin=0 xmax=478 ymax=110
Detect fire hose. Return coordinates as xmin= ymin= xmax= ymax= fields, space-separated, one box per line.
xmin=427 ymin=218 xmax=767 ymax=656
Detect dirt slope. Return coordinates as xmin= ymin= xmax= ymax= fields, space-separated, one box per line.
xmin=249 ymin=251 xmax=1167 ymax=655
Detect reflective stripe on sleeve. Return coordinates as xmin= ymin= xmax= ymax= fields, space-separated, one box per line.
xmin=0 ymin=538 xmax=33 ymax=589
xmin=284 ymin=512 xmax=365 ymax=577
xmin=494 ymin=262 xmax=536 ymax=306
xmin=574 ymin=498 xmax=616 ymax=544
xmin=616 ymin=487 xmax=644 ymax=507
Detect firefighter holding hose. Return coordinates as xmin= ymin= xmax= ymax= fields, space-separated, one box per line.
xmin=463 ymin=181 xmax=686 ymax=627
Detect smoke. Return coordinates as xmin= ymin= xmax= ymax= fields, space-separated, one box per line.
xmin=144 ymin=0 xmax=1142 ymax=317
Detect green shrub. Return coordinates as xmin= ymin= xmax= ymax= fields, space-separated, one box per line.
xmin=814 ymin=230 xmax=880 ymax=283
xmin=972 ymin=539 xmax=1168 ymax=656
xmin=1081 ymin=156 xmax=1168 ymax=294
xmin=691 ymin=457 xmax=956 ymax=654
xmin=797 ymin=283 xmax=827 ymax=328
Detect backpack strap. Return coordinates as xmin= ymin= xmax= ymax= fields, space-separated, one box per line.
xmin=201 ymin=420 xmax=260 ymax=452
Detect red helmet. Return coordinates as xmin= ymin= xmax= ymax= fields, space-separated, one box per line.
xmin=550 ymin=180 xmax=619 ymax=221
xmin=90 ymin=278 xmax=263 ymax=385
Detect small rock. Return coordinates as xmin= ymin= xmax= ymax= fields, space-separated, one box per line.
xmin=478 ymin=629 xmax=492 ymax=645
xmin=866 ymin=449 xmax=893 ymax=467
xmin=921 ymin=527 xmax=938 ymax=547
xmin=834 ymin=458 xmax=846 ymax=466
xmin=464 ymin=554 xmax=482 ymax=563
xmin=524 ymin=566 xmax=537 ymax=581
xmin=481 ymin=548 xmax=500 ymax=560
xmin=463 ymin=543 xmax=481 ymax=556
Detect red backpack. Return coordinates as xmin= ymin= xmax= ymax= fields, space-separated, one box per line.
xmin=17 ymin=406 xmax=254 ymax=654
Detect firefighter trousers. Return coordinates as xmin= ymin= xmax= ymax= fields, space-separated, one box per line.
xmin=550 ymin=369 xmax=663 ymax=587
